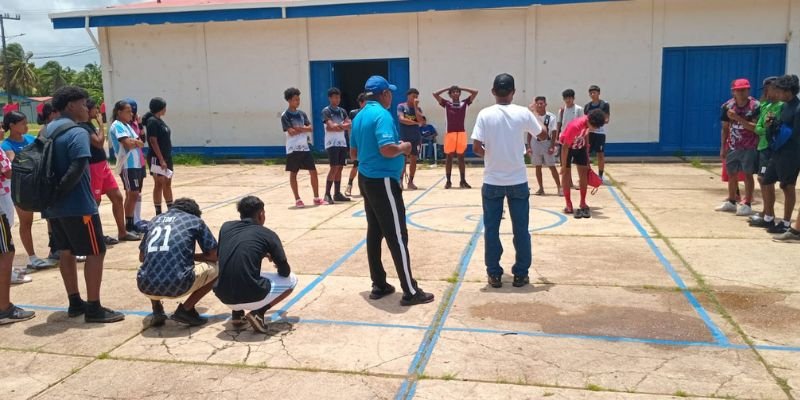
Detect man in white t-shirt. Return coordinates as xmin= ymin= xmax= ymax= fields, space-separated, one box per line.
xmin=527 ymin=96 xmax=562 ymax=196
xmin=472 ymin=73 xmax=541 ymax=289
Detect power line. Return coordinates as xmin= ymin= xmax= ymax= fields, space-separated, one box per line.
xmin=31 ymin=47 xmax=96 ymax=60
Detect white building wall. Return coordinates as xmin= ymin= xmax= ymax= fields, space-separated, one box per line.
xmin=98 ymin=0 xmax=799 ymax=153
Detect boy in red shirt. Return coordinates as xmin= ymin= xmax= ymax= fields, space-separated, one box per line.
xmin=559 ymin=110 xmax=607 ymax=219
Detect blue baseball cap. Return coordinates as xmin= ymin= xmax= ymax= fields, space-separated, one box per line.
xmin=124 ymin=98 xmax=138 ymax=114
xmin=364 ymin=75 xmax=397 ymax=96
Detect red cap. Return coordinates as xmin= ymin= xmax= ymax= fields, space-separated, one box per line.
xmin=732 ymin=78 xmax=751 ymax=90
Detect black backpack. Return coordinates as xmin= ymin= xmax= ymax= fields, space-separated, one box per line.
xmin=11 ymin=122 xmax=78 ymax=212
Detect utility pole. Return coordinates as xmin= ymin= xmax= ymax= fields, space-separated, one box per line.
xmin=1 ymin=13 xmax=22 ymax=105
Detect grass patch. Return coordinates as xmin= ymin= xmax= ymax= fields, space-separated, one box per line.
xmin=689 ymin=157 xmax=704 ymax=169
xmin=173 ymin=153 xmax=213 ymax=166
xmin=543 ymin=393 xmax=555 ymax=397
xmin=441 ymin=372 xmax=458 ymax=381
xmin=97 ymin=352 xmax=110 ymax=360
xmin=263 ymin=157 xmax=287 ymax=166
xmin=585 ymin=383 xmax=605 ymax=392
xmin=445 ymin=272 xmax=459 ymax=284
xmin=674 ymin=390 xmax=689 ymax=397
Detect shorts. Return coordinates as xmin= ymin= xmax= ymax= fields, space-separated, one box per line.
xmin=531 ymin=141 xmax=557 ymax=167
xmin=762 ymin=154 xmax=800 ymax=189
xmin=148 ymin=156 xmax=174 ymax=175
xmin=120 ymin=168 xmax=146 ymax=192
xmin=565 ymin=147 xmax=589 ymax=168
xmin=90 ymin=161 xmax=119 ymax=201
xmin=0 ymin=213 xmax=15 ymax=254
xmin=401 ymin=135 xmax=421 ymax=157
xmin=144 ymin=262 xmax=219 ymax=301
xmin=327 ymin=147 xmax=348 ymax=167
xmin=50 ymin=214 xmax=106 ymax=256
xmin=444 ymin=131 xmax=468 ymax=155
xmin=589 ymin=132 xmax=606 ymax=154
xmin=225 ymin=272 xmax=298 ymax=311
xmin=758 ymin=149 xmax=773 ymax=178
xmin=726 ymin=149 xmax=758 ymax=175
xmin=0 ymin=195 xmax=15 ymax=226
xmin=286 ymin=151 xmax=316 ymax=172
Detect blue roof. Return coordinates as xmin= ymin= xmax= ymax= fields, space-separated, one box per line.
xmin=52 ymin=0 xmax=612 ymax=29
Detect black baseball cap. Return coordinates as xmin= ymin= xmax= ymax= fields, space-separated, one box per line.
xmin=493 ymin=73 xmax=515 ymax=92
xmin=762 ymin=76 xmax=778 ymax=88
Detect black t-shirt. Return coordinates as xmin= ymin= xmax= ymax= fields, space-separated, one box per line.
xmin=584 ymin=100 xmax=610 ymax=116
xmin=146 ymin=115 xmax=172 ymax=160
xmin=778 ymin=96 xmax=800 ymax=156
xmin=214 ymin=219 xmax=291 ymax=305
xmin=80 ymin=121 xmax=107 ymax=164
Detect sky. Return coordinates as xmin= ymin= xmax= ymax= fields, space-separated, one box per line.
xmin=3 ymin=0 xmax=139 ymax=70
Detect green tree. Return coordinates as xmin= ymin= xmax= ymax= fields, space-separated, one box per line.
xmin=74 ymin=63 xmax=103 ymax=103
xmin=0 ymin=43 xmax=38 ymax=96
xmin=36 ymin=60 xmax=69 ymax=95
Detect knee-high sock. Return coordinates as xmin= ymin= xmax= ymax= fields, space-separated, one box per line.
xmin=134 ymin=197 xmax=142 ymax=223
xmin=580 ymin=186 xmax=588 ymax=208
xmin=563 ymin=187 xmax=572 ymax=209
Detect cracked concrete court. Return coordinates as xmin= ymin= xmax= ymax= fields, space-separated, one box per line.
xmin=2 ymin=162 xmax=799 ymax=400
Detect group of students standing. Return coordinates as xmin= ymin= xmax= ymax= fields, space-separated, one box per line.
xmin=0 ymin=86 xmax=176 ymax=324
xmin=716 ymin=74 xmax=800 ymax=243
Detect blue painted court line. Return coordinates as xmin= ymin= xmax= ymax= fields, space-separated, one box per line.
xmin=395 ymin=218 xmax=484 ymax=400
xmin=605 ymin=183 xmax=730 ymax=346
xmin=405 ymin=206 xmax=568 ymax=235
xmin=268 ymin=176 xmax=445 ymax=322
xmin=18 ymin=303 xmax=800 ymax=354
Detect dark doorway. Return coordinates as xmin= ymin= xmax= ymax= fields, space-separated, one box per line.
xmin=333 ymin=60 xmax=389 ymax=113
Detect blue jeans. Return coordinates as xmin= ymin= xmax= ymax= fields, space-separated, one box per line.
xmin=481 ymin=182 xmax=531 ymax=277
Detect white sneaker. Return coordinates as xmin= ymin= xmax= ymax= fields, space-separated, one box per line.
xmin=11 ymin=269 xmax=32 ymax=285
xmin=736 ymin=204 xmax=754 ymax=216
xmin=715 ymin=201 xmax=737 ymax=212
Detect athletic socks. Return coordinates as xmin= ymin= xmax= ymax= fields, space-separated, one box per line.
xmin=154 ymin=204 xmax=162 ymax=215
xmin=125 ymin=217 xmax=134 ymax=232
xmin=334 ymin=180 xmax=341 ymax=194
xmin=579 ymin=186 xmax=588 ymax=208
xmin=166 ymin=201 xmax=173 ymax=210
xmin=764 ymin=215 xmax=775 ymax=223
xmin=325 ymin=180 xmax=333 ymax=196
xmin=563 ymin=187 xmax=572 ymax=208
xmin=134 ymin=198 xmax=142 ymax=223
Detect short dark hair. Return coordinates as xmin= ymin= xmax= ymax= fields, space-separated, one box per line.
xmin=2 ymin=111 xmax=27 ymax=132
xmin=534 ymin=96 xmax=546 ymax=103
xmin=327 ymin=87 xmax=341 ymax=97
xmin=284 ymin=87 xmax=301 ymax=101
xmin=149 ymin=97 xmax=167 ymax=114
xmin=407 ymin=88 xmax=419 ymax=96
xmin=356 ymin=93 xmax=367 ymax=103
xmin=562 ymin=89 xmax=575 ymax=98
xmin=52 ymin=86 xmax=89 ymax=112
xmin=448 ymin=85 xmax=461 ymax=95
xmin=589 ymin=85 xmax=601 ymax=93
xmin=237 ymin=196 xmax=265 ymax=220
xmin=171 ymin=198 xmax=202 ymax=217
xmin=774 ymin=74 xmax=800 ymax=96
xmin=587 ymin=109 xmax=606 ymax=128
xmin=86 ymin=98 xmax=97 ymax=110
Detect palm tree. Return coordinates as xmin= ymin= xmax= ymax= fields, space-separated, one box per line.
xmin=36 ymin=60 xmax=69 ymax=95
xmin=74 ymin=63 xmax=103 ymax=102
xmin=0 ymin=43 xmax=38 ymax=96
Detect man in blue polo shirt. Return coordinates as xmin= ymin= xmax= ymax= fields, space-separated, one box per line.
xmin=350 ymin=75 xmax=434 ymax=307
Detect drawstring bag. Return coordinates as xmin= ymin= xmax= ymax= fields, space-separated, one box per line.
xmin=588 ymin=168 xmax=603 ymax=195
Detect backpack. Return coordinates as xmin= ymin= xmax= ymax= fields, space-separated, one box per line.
xmin=11 ymin=122 xmax=78 ymax=212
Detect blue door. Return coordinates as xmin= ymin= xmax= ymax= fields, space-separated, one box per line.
xmin=660 ymin=44 xmax=786 ymax=154
xmin=309 ymin=58 xmax=409 ymax=151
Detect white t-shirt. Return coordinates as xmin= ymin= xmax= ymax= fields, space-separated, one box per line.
xmin=531 ymin=111 xmax=557 ymax=151
xmin=472 ymin=104 xmax=542 ymax=186
xmin=558 ymin=105 xmax=584 ymax=131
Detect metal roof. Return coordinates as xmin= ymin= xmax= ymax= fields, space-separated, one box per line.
xmin=50 ymin=0 xmax=611 ymax=29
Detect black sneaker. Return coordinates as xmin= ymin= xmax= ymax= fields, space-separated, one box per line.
xmin=749 ymin=217 xmax=773 ymax=228
xmin=245 ymin=311 xmax=270 ymax=333
xmin=512 ymin=275 xmax=530 ymax=288
xmin=170 ymin=304 xmax=208 ymax=326
xmin=767 ymin=221 xmax=790 ymax=234
xmin=231 ymin=310 xmax=247 ymax=327
xmin=0 ymin=304 xmax=36 ymax=325
xmin=333 ymin=193 xmax=351 ymax=202
xmin=150 ymin=301 xmax=167 ymax=327
xmin=488 ymin=275 xmax=503 ymax=288
xmin=369 ymin=283 xmax=396 ymax=300
xmin=581 ymin=207 xmax=591 ymax=219
xmin=459 ymin=181 xmax=472 ymax=189
xmin=400 ymin=289 xmax=435 ymax=306
xmin=324 ymin=194 xmax=335 ymax=205
xmin=85 ymin=306 xmax=125 ymax=323
xmin=574 ymin=208 xmax=584 ymax=219
xmin=67 ymin=300 xmax=87 ymax=318
xmin=444 ymin=181 xmax=452 ymax=189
